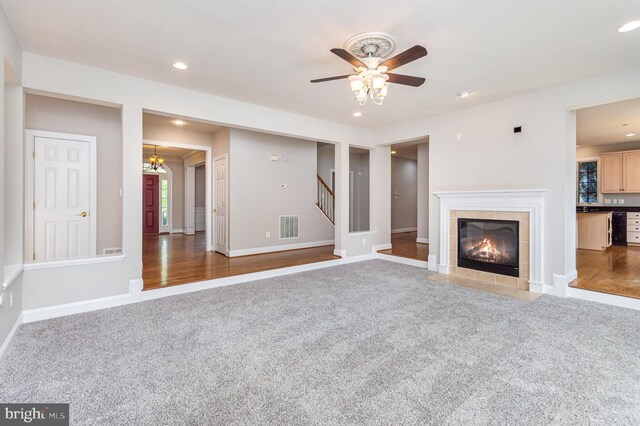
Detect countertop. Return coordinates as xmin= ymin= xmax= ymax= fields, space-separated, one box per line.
xmin=576 ymin=206 xmax=640 ymax=213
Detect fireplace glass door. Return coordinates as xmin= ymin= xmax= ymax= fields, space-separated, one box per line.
xmin=457 ymin=218 xmax=519 ymax=277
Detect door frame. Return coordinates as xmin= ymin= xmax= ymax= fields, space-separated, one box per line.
xmin=143 ymin=139 xmax=213 ymax=251
xmin=25 ymin=129 xmax=98 ymax=262
xmin=143 ymin=163 xmax=173 ymax=234
xmin=213 ymin=154 xmax=229 ymax=255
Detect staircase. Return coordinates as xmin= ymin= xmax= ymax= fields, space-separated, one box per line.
xmin=316 ymin=174 xmax=335 ymax=224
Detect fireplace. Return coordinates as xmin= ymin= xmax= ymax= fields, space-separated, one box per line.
xmin=457 ymin=218 xmax=519 ymax=277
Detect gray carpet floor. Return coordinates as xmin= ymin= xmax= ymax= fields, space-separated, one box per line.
xmin=1 ymin=260 xmax=639 ymax=425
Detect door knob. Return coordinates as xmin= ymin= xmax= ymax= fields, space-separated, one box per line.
xmin=76 ymin=212 xmax=88 ymax=217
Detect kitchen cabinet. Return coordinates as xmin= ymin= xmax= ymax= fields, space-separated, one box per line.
xmin=577 ymin=212 xmax=612 ymax=250
xmin=601 ymin=153 xmax=623 ymax=193
xmin=601 ymin=150 xmax=640 ymax=193
xmin=629 ymin=212 xmax=640 ymax=246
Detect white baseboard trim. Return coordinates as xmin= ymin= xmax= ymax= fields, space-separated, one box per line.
xmin=372 ymin=243 xmax=392 ymax=252
xmin=416 ymin=238 xmax=429 ymax=244
xmin=138 ymin=254 xmax=375 ymax=302
xmin=376 ymin=253 xmax=429 ymax=268
xmin=391 ymin=227 xmax=417 ymax=234
xmin=0 ymin=313 xmax=23 ymax=363
xmin=129 ymin=278 xmax=143 ymax=296
xmin=428 ymin=255 xmax=438 ymax=271
xmin=333 ymin=249 xmax=346 ymax=258
xmin=551 ymin=269 xmax=577 ymax=297
xmin=228 ymin=240 xmax=334 ymax=257
xmin=568 ymin=287 xmax=640 ymax=311
xmin=170 ymin=229 xmax=184 ymax=234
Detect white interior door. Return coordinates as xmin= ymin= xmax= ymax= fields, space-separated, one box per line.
xmin=34 ymin=136 xmax=94 ymax=261
xmin=214 ymin=156 xmax=228 ymax=254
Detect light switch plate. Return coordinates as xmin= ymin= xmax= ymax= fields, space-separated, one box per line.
xmin=604 ymin=199 xmax=612 ymax=205
xmin=619 ymin=199 xmax=625 ymax=205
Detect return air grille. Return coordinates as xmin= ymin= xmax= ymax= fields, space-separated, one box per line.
xmin=279 ymin=215 xmax=299 ymax=239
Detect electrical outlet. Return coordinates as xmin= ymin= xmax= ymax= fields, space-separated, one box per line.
xmin=9 ymin=292 xmax=13 ymax=308
xmin=269 ymin=155 xmax=279 ymax=161
xmin=362 ymin=238 xmax=366 ymax=246
xmin=612 ymin=199 xmax=618 ymax=204
xmin=619 ymin=199 xmax=625 ymax=205
xmin=265 ymin=231 xmax=271 ymax=238
xmin=280 ymin=154 xmax=288 ymax=162
xmin=604 ymin=199 xmax=612 ymax=205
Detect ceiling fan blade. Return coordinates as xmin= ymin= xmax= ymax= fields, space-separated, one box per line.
xmin=310 ymin=74 xmax=351 ymax=83
xmin=380 ymin=45 xmax=428 ymax=71
xmin=330 ymin=48 xmax=366 ymax=68
xmin=387 ymin=73 xmax=426 ymax=87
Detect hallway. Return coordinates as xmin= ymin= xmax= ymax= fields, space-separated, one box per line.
xmin=142 ymin=233 xmax=338 ymax=290
xmin=378 ymin=231 xmax=429 ymax=262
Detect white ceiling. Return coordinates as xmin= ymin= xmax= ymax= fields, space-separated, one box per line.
xmin=2 ymin=1 xmax=640 ymax=130
xmin=577 ymin=97 xmax=640 ymax=146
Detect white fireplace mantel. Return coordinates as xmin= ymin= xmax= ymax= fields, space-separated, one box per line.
xmin=434 ymin=189 xmax=548 ymax=293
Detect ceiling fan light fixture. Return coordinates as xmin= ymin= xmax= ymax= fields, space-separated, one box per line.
xmin=349 ymin=75 xmax=364 ymax=92
xmin=372 ymin=73 xmax=388 ymax=89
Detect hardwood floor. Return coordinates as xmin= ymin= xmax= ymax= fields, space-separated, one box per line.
xmin=142 ymin=232 xmax=338 ymax=290
xmin=378 ymin=231 xmax=429 ymax=261
xmin=571 ymin=245 xmax=640 ymax=299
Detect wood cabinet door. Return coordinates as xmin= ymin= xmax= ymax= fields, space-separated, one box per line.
xmin=623 ymin=151 xmax=640 ymax=193
xmin=600 ymin=153 xmax=623 ymax=193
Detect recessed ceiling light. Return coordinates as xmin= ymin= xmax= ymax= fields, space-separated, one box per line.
xmin=353 ymin=112 xmax=362 ymax=117
xmin=457 ymin=91 xmax=472 ymax=98
xmin=626 ymin=133 xmax=636 ymax=137
xmin=617 ymin=123 xmax=628 ymax=127
xmin=172 ymin=119 xmax=186 ymax=126
xmin=391 ymin=150 xmax=397 ymax=155
xmin=172 ymin=62 xmax=188 ymax=70
xmin=618 ymin=21 xmax=640 ymax=33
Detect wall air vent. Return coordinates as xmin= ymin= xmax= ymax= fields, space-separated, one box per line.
xmin=279 ymin=215 xmax=299 ymax=239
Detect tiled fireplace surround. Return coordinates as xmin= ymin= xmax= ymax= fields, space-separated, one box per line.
xmin=434 ymin=190 xmax=546 ymax=293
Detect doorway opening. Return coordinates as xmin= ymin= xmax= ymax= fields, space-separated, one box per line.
xmin=379 ymin=139 xmax=429 ymax=261
xmin=142 ymin=114 xmax=338 ymax=290
xmin=572 ymin=97 xmax=640 ymax=299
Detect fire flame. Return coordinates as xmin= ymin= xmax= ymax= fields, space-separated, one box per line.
xmin=467 ymin=238 xmax=502 ymax=263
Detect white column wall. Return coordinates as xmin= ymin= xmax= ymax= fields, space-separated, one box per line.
xmin=333 ymin=142 xmax=349 ymax=256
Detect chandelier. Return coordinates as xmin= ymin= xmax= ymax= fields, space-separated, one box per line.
xmin=348 ymin=67 xmax=389 ymax=106
xmin=144 ymin=146 xmax=165 ymax=172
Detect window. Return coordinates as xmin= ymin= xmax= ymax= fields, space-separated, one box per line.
xmin=577 ymin=160 xmax=598 ymax=204
xmin=161 ymin=179 xmax=169 ymax=227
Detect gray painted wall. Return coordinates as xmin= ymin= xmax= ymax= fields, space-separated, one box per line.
xmin=25 ymin=94 xmax=123 ymax=253
xmin=349 ymin=151 xmax=370 ymax=232
xmin=317 ymin=143 xmax=335 ymax=188
xmin=577 ymin=141 xmax=640 ymax=206
xmin=417 ymin=143 xmax=429 ymax=240
xmin=195 ymin=164 xmax=205 ymax=208
xmin=229 ymin=128 xmax=334 ymax=251
xmin=391 ymin=156 xmax=418 ymax=231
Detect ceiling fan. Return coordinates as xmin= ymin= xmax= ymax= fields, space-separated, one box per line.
xmin=311 ymin=33 xmax=427 ymax=106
